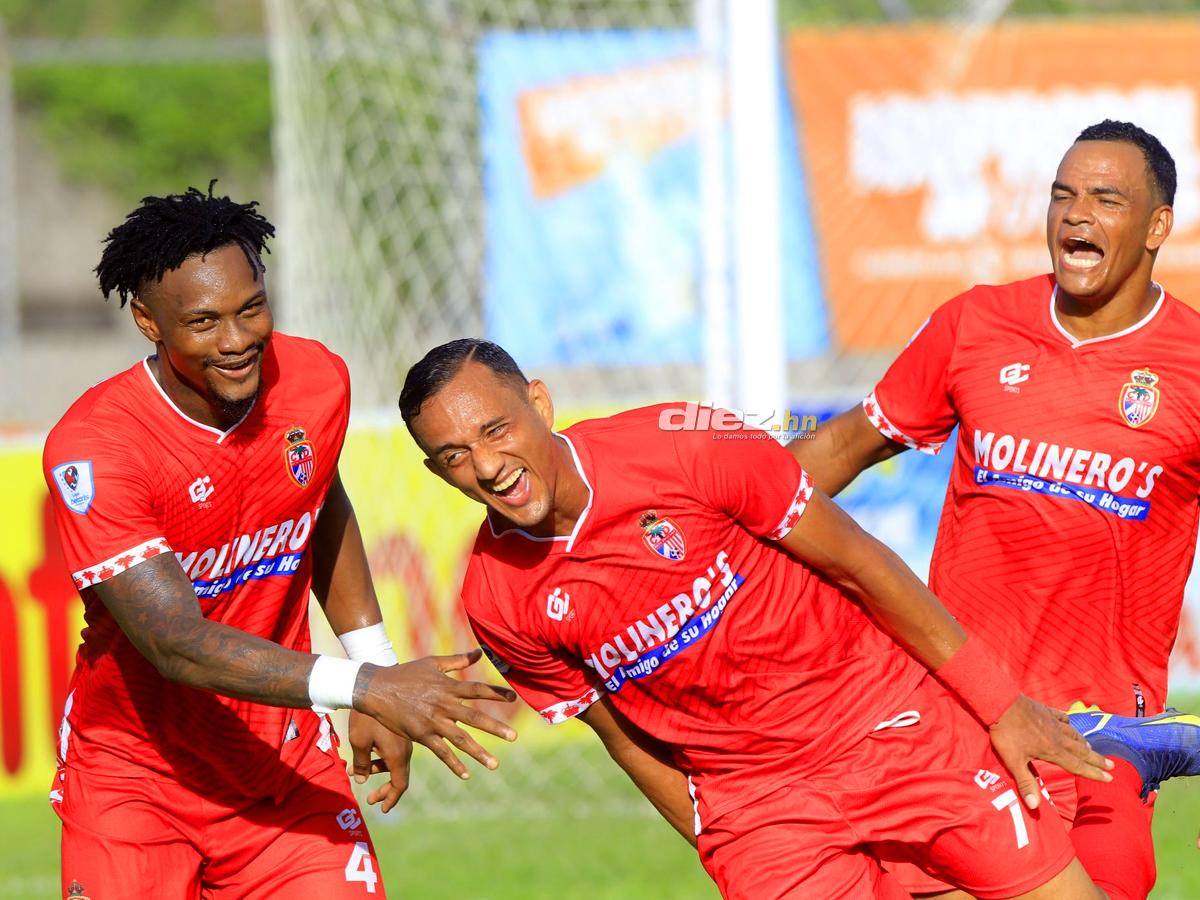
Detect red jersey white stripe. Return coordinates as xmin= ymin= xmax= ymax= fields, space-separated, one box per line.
xmin=870 ymin=275 xmax=1200 ymax=715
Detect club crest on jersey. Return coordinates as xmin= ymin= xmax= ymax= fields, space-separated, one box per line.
xmin=638 ymin=510 xmax=686 ymax=562
xmin=1119 ymin=368 xmax=1160 ymax=429
xmin=52 ymin=460 xmax=94 ymax=515
xmin=283 ymin=426 xmax=316 ymax=487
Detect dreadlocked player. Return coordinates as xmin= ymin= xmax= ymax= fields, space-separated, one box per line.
xmin=43 ymin=184 xmax=517 ymax=899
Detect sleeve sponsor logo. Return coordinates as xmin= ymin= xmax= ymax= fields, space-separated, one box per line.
xmin=51 ymin=460 xmax=95 ymax=515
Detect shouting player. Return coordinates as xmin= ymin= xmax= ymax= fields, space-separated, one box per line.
xmin=787 ymin=120 xmax=1200 ymax=899
xmin=401 ymin=339 xmax=1121 ymax=899
xmin=43 ymin=185 xmax=516 ymax=899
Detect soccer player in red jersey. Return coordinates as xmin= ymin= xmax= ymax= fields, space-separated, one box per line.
xmin=787 ymin=121 xmax=1200 ymax=899
xmin=400 ymin=339 xmax=1118 ymax=899
xmin=43 ymin=186 xmax=517 ymax=899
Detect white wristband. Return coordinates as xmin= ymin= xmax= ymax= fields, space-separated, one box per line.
xmin=308 ymin=655 xmax=364 ymax=712
xmin=338 ymin=622 xmax=399 ymax=667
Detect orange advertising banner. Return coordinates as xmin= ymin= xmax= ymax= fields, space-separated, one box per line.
xmin=785 ymin=19 xmax=1200 ymax=350
xmin=518 ymin=55 xmax=706 ymax=200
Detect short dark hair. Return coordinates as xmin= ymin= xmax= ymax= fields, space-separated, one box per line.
xmin=1075 ymin=119 xmax=1176 ymax=206
xmin=95 ymin=179 xmax=275 ymax=306
xmin=399 ymin=339 xmax=529 ymax=425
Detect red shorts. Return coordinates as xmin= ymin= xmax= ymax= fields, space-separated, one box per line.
xmin=1031 ymin=758 xmax=1157 ymax=823
xmin=53 ymin=745 xmax=384 ymax=899
xmin=888 ymin=729 xmax=1157 ymax=896
xmin=696 ymin=675 xmax=1076 ymax=900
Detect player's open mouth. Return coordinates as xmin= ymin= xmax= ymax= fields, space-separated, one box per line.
xmin=1061 ymin=236 xmax=1104 ymax=270
xmin=210 ymin=354 xmax=259 ymax=379
xmin=490 ymin=467 xmax=530 ymax=506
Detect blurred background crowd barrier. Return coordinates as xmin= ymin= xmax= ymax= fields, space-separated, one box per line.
xmin=2 ymin=0 xmax=1200 ymax=832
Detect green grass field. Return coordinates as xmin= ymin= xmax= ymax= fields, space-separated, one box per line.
xmin=3 ymin=739 xmax=1197 ymax=898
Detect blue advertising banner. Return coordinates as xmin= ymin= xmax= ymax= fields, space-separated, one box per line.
xmin=478 ymin=30 xmax=828 ymax=368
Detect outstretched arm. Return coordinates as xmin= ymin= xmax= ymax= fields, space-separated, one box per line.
xmin=777 ymin=488 xmax=1114 ymax=809
xmin=93 ymin=551 xmax=517 ymax=779
xmin=580 ymin=697 xmax=697 ymax=846
xmin=786 ymin=405 xmax=905 ymax=497
xmin=96 ymin=551 xmax=325 ymax=706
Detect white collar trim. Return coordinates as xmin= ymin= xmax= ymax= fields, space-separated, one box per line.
xmin=1050 ymin=282 xmax=1165 ymax=349
xmin=141 ymin=356 xmax=254 ymax=444
xmin=486 ymin=432 xmax=594 ymax=551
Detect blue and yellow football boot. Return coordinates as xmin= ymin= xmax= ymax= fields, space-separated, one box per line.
xmin=1068 ymin=703 xmax=1200 ymax=798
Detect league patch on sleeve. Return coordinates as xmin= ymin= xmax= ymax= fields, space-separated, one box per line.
xmin=51 ymin=461 xmax=95 ymax=515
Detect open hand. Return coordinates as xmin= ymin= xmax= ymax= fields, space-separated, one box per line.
xmin=348 ymin=710 xmax=413 ymax=813
xmin=989 ymin=694 xmax=1114 ymax=810
xmin=355 ymin=648 xmax=518 ymax=779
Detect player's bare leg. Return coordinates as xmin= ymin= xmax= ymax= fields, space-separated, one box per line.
xmin=911 ymin=862 xmax=1108 ymax=899
xmin=1009 ymin=858 xmax=1106 ymax=899
xmin=911 ymin=861 xmax=1110 ymax=900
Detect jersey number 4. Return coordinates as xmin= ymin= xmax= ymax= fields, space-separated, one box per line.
xmin=345 ymin=841 xmax=379 ymax=893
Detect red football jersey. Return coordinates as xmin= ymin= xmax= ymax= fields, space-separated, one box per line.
xmin=463 ymin=406 xmax=925 ymax=826
xmin=43 ymin=333 xmax=350 ymax=800
xmin=868 ymin=275 xmax=1200 ymax=716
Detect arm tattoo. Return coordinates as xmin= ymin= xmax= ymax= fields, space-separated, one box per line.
xmin=95 ymin=552 xmax=318 ymax=708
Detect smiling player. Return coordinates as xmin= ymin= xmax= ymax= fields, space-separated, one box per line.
xmin=401 ymin=339 xmax=1125 ymax=899
xmin=788 ymin=120 xmax=1200 ymax=899
xmin=42 ymin=185 xmax=516 ymax=899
